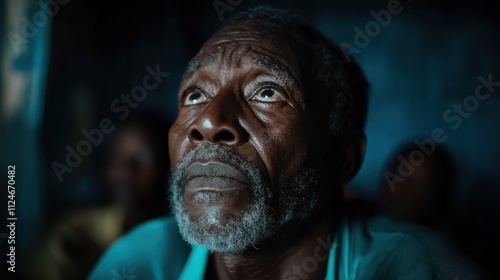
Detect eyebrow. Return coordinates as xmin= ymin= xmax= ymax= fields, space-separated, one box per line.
xmin=181 ymin=54 xmax=301 ymax=91
xmin=250 ymin=55 xmax=301 ymax=90
xmin=182 ymin=57 xmax=201 ymax=81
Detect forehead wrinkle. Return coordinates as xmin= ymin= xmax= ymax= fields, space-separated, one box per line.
xmin=204 ymin=43 xmax=250 ymax=87
xmin=181 ymin=43 xmax=251 ymax=88
xmin=203 ymin=26 xmax=278 ymax=50
xmin=183 ymin=44 xmax=301 ymax=93
xmin=182 ymin=23 xmax=300 ymax=85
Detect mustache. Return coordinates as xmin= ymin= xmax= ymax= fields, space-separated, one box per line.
xmin=170 ymin=143 xmax=268 ymax=193
xmin=179 ymin=143 xmax=243 ymax=168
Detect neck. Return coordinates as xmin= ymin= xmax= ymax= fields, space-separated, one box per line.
xmin=208 ymin=211 xmax=340 ymax=280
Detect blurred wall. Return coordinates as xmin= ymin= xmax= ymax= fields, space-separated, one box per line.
xmin=1 ymin=0 xmax=50 ymax=261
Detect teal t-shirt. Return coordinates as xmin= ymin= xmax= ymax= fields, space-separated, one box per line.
xmin=88 ymin=215 xmax=486 ymax=279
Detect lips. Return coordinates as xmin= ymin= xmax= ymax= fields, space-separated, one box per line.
xmin=184 ymin=161 xmax=250 ymax=192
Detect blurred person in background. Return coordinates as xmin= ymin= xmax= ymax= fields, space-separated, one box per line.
xmin=379 ymin=142 xmax=456 ymax=229
xmin=25 ymin=114 xmax=171 ymax=280
xmin=342 ymin=142 xmax=456 ymax=232
xmin=377 ymin=142 xmax=500 ymax=277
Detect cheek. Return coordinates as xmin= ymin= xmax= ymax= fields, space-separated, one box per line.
xmin=251 ymin=108 xmax=311 ymax=189
xmin=273 ymin=127 xmax=310 ymax=185
xmin=168 ymin=122 xmax=190 ymax=168
xmin=169 ymin=108 xmax=204 ymax=167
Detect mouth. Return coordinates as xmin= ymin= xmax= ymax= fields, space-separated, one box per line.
xmin=184 ymin=161 xmax=251 ymax=193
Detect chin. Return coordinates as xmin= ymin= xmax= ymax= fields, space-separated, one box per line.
xmin=175 ymin=192 xmax=276 ymax=254
xmin=183 ymin=188 xmax=255 ymax=221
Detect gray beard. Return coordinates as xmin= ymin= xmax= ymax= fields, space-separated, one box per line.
xmin=169 ymin=143 xmax=320 ymax=254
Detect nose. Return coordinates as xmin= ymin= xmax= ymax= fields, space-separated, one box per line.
xmin=188 ymin=95 xmax=247 ymax=146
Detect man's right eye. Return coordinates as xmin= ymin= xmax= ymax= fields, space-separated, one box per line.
xmin=183 ymin=89 xmax=208 ymax=106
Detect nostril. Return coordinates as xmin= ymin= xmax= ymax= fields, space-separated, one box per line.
xmin=191 ymin=129 xmax=204 ymax=141
xmin=214 ymin=130 xmax=235 ymax=142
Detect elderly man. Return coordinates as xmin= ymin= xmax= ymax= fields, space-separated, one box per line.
xmin=89 ymin=7 xmax=485 ymax=280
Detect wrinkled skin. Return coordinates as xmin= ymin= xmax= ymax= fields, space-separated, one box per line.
xmin=169 ymin=20 xmax=364 ymax=280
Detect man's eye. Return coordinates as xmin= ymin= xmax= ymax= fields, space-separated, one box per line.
xmin=183 ymin=90 xmax=208 ymax=106
xmin=251 ymin=86 xmax=286 ymax=102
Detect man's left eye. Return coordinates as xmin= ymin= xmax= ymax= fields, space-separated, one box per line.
xmin=251 ymin=86 xmax=286 ymax=102
xmin=183 ymin=89 xmax=208 ymax=106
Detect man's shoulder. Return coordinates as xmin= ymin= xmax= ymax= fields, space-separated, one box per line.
xmin=341 ymin=216 xmax=488 ymax=279
xmin=88 ymin=215 xmax=191 ymax=280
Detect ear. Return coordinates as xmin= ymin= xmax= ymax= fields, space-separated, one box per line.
xmin=337 ymin=132 xmax=366 ymax=186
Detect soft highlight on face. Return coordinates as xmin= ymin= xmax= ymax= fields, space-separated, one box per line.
xmin=169 ymin=143 xmax=321 ymax=254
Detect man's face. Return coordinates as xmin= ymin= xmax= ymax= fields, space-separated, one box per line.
xmin=168 ymin=21 xmax=322 ymax=253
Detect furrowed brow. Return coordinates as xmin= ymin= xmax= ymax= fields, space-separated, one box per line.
xmin=251 ymin=56 xmax=300 ymax=90
xmin=181 ymin=55 xmax=301 ymax=91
